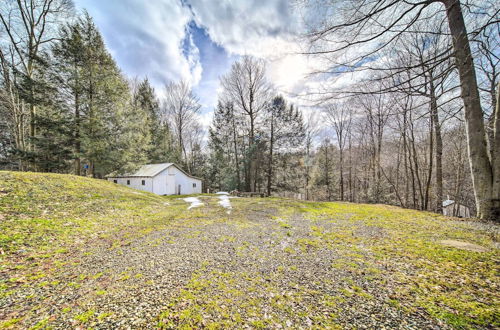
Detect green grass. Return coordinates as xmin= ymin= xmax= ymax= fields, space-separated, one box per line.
xmin=0 ymin=171 xmax=173 ymax=255
xmin=0 ymin=171 xmax=498 ymax=329
xmin=74 ymin=309 xmax=95 ymax=323
xmin=285 ymin=202 xmax=499 ymax=328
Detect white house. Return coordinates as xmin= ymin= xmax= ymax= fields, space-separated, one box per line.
xmin=106 ymin=163 xmax=202 ymax=195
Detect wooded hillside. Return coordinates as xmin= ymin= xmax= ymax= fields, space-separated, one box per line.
xmin=1 ymin=0 xmax=498 ymax=219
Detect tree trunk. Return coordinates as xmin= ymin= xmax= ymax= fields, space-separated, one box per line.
xmin=424 ymin=113 xmax=434 ymax=210
xmin=339 ymin=140 xmax=344 ymax=201
xmin=267 ymin=112 xmax=274 ymax=197
xmin=325 ymin=145 xmax=331 ymax=201
xmin=429 ymin=76 xmax=444 ymax=213
xmin=454 ymin=138 xmax=464 ymax=206
xmin=74 ymin=62 xmax=81 ymax=176
xmin=89 ymin=66 xmax=95 ymax=178
xmin=247 ymin=115 xmax=255 ymax=192
xmin=75 ymin=96 xmax=81 ymax=175
xmin=348 ymin=133 xmax=353 ymax=202
xmin=376 ymin=127 xmax=382 ymax=203
xmin=231 ymin=110 xmax=241 ymax=190
xmin=492 ymin=82 xmax=500 ymax=219
xmin=409 ymin=111 xmax=423 ymax=209
xmin=28 ymin=60 xmax=36 ymax=165
xmin=402 ymin=114 xmax=409 ymax=208
xmin=441 ymin=0 xmax=496 ymax=220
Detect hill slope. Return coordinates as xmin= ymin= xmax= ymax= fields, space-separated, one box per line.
xmin=0 ymin=172 xmax=498 ymax=329
xmin=0 ymin=171 xmax=172 ymax=255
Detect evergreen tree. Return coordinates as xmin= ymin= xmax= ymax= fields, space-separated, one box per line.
xmin=23 ymin=53 xmax=73 ymax=172
xmin=264 ymin=95 xmax=305 ymax=195
xmin=313 ymin=138 xmax=336 ymax=201
xmin=206 ymin=101 xmax=241 ymax=191
xmin=30 ymin=108 xmax=73 ymax=172
xmin=51 ymin=20 xmax=85 ymax=174
xmin=51 ymin=13 xmax=132 ymax=177
xmin=78 ymin=13 xmax=126 ymax=177
xmin=134 ymin=78 xmax=175 ymax=163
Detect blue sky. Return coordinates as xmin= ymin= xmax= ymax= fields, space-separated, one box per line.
xmin=71 ymin=0 xmax=500 ymax=131
xmin=186 ymin=22 xmax=237 ymax=115
xmin=72 ymin=0 xmax=308 ymax=124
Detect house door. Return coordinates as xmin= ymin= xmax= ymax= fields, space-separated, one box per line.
xmin=177 ymin=184 xmax=181 ymax=195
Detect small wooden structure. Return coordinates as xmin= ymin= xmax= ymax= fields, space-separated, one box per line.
xmin=443 ymin=197 xmax=471 ymax=218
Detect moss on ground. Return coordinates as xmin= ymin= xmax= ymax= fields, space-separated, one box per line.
xmin=0 ymin=171 xmax=498 ymax=328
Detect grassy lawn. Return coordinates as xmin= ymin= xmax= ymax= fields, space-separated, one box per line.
xmin=0 ymin=171 xmax=498 ymax=329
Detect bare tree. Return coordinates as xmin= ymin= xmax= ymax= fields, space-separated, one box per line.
xmin=221 ymin=56 xmax=270 ymax=191
xmin=390 ymin=23 xmax=454 ymax=212
xmin=356 ymin=93 xmax=391 ymax=203
xmin=324 ymin=103 xmax=352 ymax=201
xmin=0 ymin=45 xmax=28 ymax=169
xmin=304 ymin=0 xmax=499 ymax=220
xmin=0 ymin=0 xmax=72 ymax=156
xmin=303 ymin=111 xmax=320 ymax=200
xmin=472 ymin=22 xmax=499 ymax=160
xmin=161 ymin=80 xmax=201 ymax=171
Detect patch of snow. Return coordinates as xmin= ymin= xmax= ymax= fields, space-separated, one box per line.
xmin=218 ymin=196 xmax=232 ymax=209
xmin=216 ymin=191 xmax=229 ymax=195
xmin=218 ymin=195 xmax=232 ymax=214
xmin=183 ymin=197 xmax=204 ymax=210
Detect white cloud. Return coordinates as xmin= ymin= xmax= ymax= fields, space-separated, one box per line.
xmin=187 ymin=0 xmax=314 ymax=96
xmin=185 ymin=0 xmax=351 ymax=109
xmin=196 ymin=111 xmax=214 ymax=130
xmin=183 ymin=30 xmax=203 ymax=86
xmin=74 ymin=0 xmax=379 ymax=120
xmin=188 ymin=0 xmax=299 ymax=57
xmin=74 ymin=0 xmax=202 ymax=88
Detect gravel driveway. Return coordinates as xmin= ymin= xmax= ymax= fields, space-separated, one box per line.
xmin=1 ymin=195 xmax=496 ymax=329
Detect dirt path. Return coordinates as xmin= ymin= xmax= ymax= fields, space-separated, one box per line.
xmin=2 ymin=196 xmax=494 ymax=328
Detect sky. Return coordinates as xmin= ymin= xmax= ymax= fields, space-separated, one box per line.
xmin=72 ymin=0 xmax=316 ymax=127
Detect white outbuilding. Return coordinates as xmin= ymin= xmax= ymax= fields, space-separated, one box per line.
xmin=443 ymin=197 xmax=471 ymax=218
xmin=106 ymin=163 xmax=202 ymax=195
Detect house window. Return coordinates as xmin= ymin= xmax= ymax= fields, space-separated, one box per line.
xmin=127 ymin=180 xmax=130 ymax=185
xmin=142 ymin=180 xmax=145 ymax=186
xmin=113 ymin=180 xmax=117 ymax=184
xmin=193 ymin=183 xmax=196 ymax=188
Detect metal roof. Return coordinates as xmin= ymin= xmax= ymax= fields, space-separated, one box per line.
xmin=107 ymin=163 xmax=202 ymax=180
xmin=132 ymin=163 xmax=173 ymax=177
xmin=443 ymin=199 xmax=455 ymax=207
xmin=106 ymin=163 xmax=172 ymax=178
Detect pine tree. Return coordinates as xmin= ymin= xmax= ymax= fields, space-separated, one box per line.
xmin=264 ymin=95 xmax=305 ymax=195
xmin=206 ymin=101 xmax=241 ymax=191
xmin=313 ymin=138 xmax=336 ymax=201
xmin=134 ymin=78 xmax=175 ymax=163
xmin=23 ymin=54 xmax=73 ymax=172
xmin=30 ymin=108 xmax=73 ymax=172
xmin=52 ymin=20 xmax=85 ymax=174
xmin=51 ymin=12 xmax=141 ymax=177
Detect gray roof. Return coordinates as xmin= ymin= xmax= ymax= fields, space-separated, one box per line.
xmin=128 ymin=163 xmax=173 ymax=177
xmin=107 ymin=163 xmax=202 ymax=180
xmin=443 ymin=199 xmax=455 ymax=207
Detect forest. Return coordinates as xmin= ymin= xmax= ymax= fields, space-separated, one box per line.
xmin=0 ymin=0 xmax=498 ymax=220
